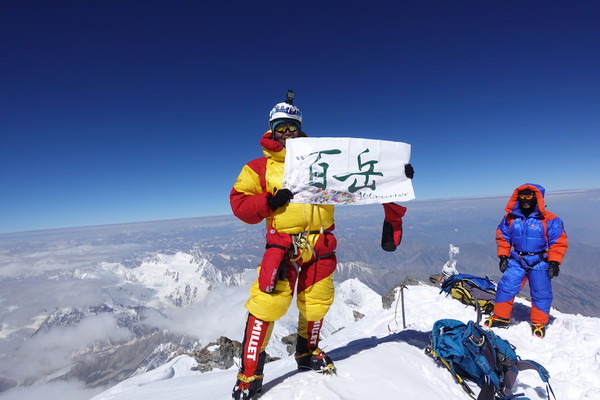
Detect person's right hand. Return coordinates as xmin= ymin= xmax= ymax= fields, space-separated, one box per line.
xmin=267 ymin=189 xmax=294 ymax=211
xmin=499 ymin=256 xmax=508 ymax=273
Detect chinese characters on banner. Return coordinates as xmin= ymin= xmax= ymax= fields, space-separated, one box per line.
xmin=283 ymin=137 xmax=415 ymax=205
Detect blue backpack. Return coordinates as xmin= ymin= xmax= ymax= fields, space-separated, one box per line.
xmin=440 ymin=274 xmax=497 ymax=314
xmin=426 ymin=319 xmax=554 ymax=400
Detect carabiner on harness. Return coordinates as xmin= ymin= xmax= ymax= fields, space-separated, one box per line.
xmin=289 ymin=232 xmax=314 ymax=262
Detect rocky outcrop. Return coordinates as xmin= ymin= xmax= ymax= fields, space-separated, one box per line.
xmin=190 ymin=336 xmax=242 ymax=372
xmin=382 ymin=276 xmax=422 ymax=309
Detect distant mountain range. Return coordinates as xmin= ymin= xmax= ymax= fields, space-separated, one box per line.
xmin=0 ymin=188 xmax=598 ymax=397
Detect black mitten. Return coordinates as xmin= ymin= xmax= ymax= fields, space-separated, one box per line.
xmin=267 ymin=189 xmax=294 ymax=211
xmin=548 ymin=261 xmax=560 ymax=279
xmin=404 ymin=164 xmax=414 ymax=179
xmin=499 ymin=256 xmax=508 ymax=273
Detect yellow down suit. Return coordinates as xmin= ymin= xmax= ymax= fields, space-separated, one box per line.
xmin=230 ymin=131 xmax=337 ymax=350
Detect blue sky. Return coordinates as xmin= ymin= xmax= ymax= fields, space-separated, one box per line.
xmin=1 ymin=1 xmax=599 ymax=234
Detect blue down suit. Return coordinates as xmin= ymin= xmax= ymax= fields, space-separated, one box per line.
xmin=494 ymin=183 xmax=568 ymax=324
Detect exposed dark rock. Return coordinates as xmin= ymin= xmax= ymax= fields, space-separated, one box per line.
xmin=190 ymin=336 xmax=242 ymax=372
xmin=353 ymin=310 xmax=365 ymax=321
xmin=382 ymin=276 xmax=422 ymax=309
xmin=281 ymin=333 xmax=297 ymax=355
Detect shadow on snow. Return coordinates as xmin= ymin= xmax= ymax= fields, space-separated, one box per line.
xmin=260 ymin=329 xmax=430 ymax=395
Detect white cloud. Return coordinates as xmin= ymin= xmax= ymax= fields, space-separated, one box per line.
xmin=2 ymin=314 xmax=132 ymax=382
xmin=145 ymin=282 xmax=251 ymax=344
xmin=0 ymin=379 xmax=104 ymax=400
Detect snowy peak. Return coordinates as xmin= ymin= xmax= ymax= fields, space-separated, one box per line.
xmin=325 ymin=278 xmax=383 ymax=327
xmin=100 ymin=251 xmax=235 ymax=308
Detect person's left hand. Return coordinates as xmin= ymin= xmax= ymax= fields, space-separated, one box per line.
xmin=404 ymin=164 xmax=414 ymax=179
xmin=548 ymin=261 xmax=560 ymax=279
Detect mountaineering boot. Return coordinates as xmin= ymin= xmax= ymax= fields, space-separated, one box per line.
xmin=232 ymin=374 xmax=263 ymax=400
xmin=484 ymin=315 xmax=510 ymax=328
xmin=531 ymin=323 xmax=546 ymax=338
xmin=295 ymin=324 xmax=336 ymax=374
xmin=295 ymin=348 xmax=336 ymax=374
xmin=232 ymin=314 xmax=273 ymax=399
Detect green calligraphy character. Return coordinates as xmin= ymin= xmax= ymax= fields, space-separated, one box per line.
xmin=333 ymin=149 xmax=383 ymax=193
xmin=307 ymin=149 xmax=342 ymax=189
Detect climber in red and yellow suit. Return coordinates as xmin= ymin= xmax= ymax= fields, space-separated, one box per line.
xmin=230 ymin=128 xmax=337 ymax=395
xmin=486 ymin=183 xmax=568 ymax=338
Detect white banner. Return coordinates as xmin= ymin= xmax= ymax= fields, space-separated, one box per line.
xmin=283 ymin=137 xmax=415 ymax=205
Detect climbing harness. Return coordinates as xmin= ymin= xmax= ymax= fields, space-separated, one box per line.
xmin=515 ymin=250 xmax=548 ymax=269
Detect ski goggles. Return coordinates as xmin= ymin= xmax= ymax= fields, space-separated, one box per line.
xmin=273 ymin=122 xmax=299 ymax=133
xmin=518 ymin=194 xmax=534 ymax=200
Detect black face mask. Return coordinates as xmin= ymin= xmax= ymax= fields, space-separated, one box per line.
xmin=518 ymin=197 xmax=536 ymax=216
xmin=520 ymin=199 xmax=535 ymax=207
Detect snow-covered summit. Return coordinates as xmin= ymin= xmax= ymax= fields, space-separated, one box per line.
xmin=88 ymin=282 xmax=600 ymax=400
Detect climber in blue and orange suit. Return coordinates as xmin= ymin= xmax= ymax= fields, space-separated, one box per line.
xmin=229 ymin=92 xmax=413 ymax=400
xmin=485 ymin=183 xmax=568 ymax=338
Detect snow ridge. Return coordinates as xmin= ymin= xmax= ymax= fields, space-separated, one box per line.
xmin=90 ymin=282 xmax=600 ymax=400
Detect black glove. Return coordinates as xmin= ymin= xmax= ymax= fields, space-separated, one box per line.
xmin=267 ymin=189 xmax=294 ymax=211
xmin=404 ymin=164 xmax=414 ymax=179
xmin=499 ymin=256 xmax=508 ymax=273
xmin=548 ymin=261 xmax=560 ymax=279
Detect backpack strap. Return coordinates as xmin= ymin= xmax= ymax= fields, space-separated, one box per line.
xmin=501 ymin=359 xmax=555 ymax=400
xmin=444 ymin=358 xmax=477 ymax=399
xmin=477 ymin=382 xmax=495 ymax=400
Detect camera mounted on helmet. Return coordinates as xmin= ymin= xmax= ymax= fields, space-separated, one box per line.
xmin=269 ymin=90 xmax=302 ymax=137
xmin=285 ymin=89 xmax=295 ymax=105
